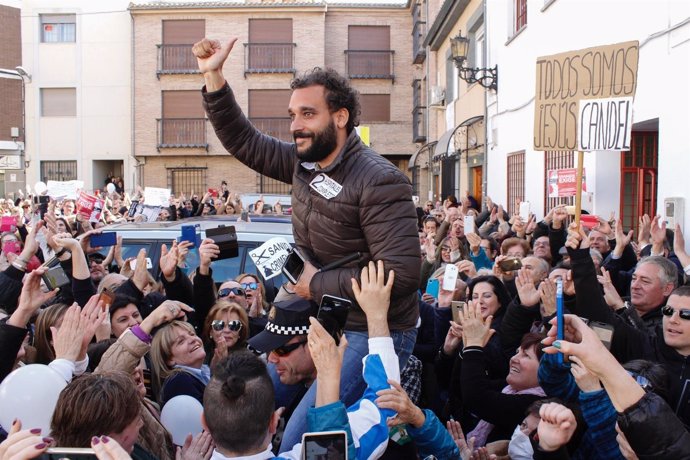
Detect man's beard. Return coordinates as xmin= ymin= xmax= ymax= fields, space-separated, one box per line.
xmin=294 ymin=119 xmax=338 ymax=163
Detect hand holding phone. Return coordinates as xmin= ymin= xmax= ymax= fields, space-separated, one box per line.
xmin=425 ymin=278 xmax=440 ymax=298
xmin=302 ymin=431 xmax=348 ymax=460
xmin=282 ymin=248 xmax=306 ymax=284
xmin=443 ymin=264 xmax=459 ymax=290
xmin=317 ymin=295 xmax=352 ymax=345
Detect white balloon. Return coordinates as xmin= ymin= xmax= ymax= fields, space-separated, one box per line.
xmin=34 ymin=181 xmax=47 ymax=195
xmin=0 ymin=364 xmax=68 ymax=434
xmin=106 ymin=183 xmax=116 ymax=194
xmin=160 ymin=395 xmax=204 ymax=445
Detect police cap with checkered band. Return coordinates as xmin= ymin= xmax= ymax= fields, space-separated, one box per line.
xmin=247 ymin=297 xmax=318 ymax=353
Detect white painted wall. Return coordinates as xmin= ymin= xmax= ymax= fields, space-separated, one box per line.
xmin=21 ymin=0 xmax=132 ymax=191
xmin=485 ymin=0 xmax=690 ymax=234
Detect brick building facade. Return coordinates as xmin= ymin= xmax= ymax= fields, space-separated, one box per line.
xmin=129 ymin=1 xmax=416 ymax=196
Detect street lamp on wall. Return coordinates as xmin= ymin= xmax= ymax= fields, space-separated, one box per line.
xmin=450 ymin=30 xmax=498 ymax=91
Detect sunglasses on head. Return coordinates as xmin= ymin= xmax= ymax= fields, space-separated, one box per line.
xmin=272 ymin=339 xmax=308 ymax=357
xmin=241 ymin=282 xmax=258 ymax=291
xmin=211 ymin=319 xmax=243 ymax=332
xmin=661 ymin=305 xmax=690 ymax=320
xmin=218 ymin=287 xmax=246 ymax=298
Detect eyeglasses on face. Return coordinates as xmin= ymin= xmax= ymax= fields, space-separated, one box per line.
xmin=661 ymin=305 xmax=690 ymax=320
xmin=241 ymin=282 xmax=258 ymax=291
xmin=441 ymin=246 xmax=451 ymax=252
xmin=218 ymin=287 xmax=246 ymax=298
xmin=211 ymin=319 xmax=243 ymax=332
xmin=272 ymin=339 xmax=308 ymax=357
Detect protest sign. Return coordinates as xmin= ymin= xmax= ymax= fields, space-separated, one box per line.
xmin=140 ymin=205 xmax=162 ymax=222
xmin=76 ymin=192 xmax=97 ymax=220
xmin=90 ymin=199 xmax=104 ymax=223
xmin=144 ymin=187 xmax=171 ymax=207
xmin=534 ymin=40 xmax=639 ymax=225
xmin=47 ymin=180 xmax=84 ymax=200
xmin=547 ymin=168 xmax=587 ymax=198
xmin=249 ymin=237 xmax=292 ymax=280
xmin=534 ymin=41 xmax=639 ymax=152
xmin=0 ymin=216 xmax=16 ymax=233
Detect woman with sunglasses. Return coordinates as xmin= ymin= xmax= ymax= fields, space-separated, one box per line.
xmin=236 ymin=272 xmax=269 ymax=316
xmin=202 ymin=300 xmax=249 ymax=366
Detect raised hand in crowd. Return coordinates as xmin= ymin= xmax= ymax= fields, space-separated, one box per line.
xmin=0 ymin=419 xmax=53 ymax=460
xmin=176 ymin=431 xmax=214 ymax=460
xmin=637 ymin=214 xmax=652 ymax=247
xmin=456 ymin=260 xmax=477 ymax=279
xmin=443 ymin=319 xmax=464 ymax=356
xmin=52 ymin=232 xmax=90 ymax=281
xmin=649 ymin=215 xmax=667 ymax=255
xmin=351 ymin=260 xmax=394 ymax=337
xmin=595 ymin=214 xmax=614 ymax=238
xmin=466 ymin=231 xmax=482 ymax=256
xmin=673 ymin=223 xmax=690 ymax=269
xmin=160 ymin=240 xmax=181 ymax=282
xmin=192 ymin=37 xmax=238 ymax=90
xmin=613 ymin=218 xmax=634 ymax=258
xmin=7 ymin=267 xmax=59 ymax=328
xmin=309 ymin=316 xmax=348 ymax=406
xmin=423 ymin=234 xmax=436 ymax=263
xmin=597 ymin=267 xmax=625 ymax=310
xmin=511 ymin=216 xmax=526 ymax=238
xmin=446 ymin=419 xmax=475 ymax=460
xmin=80 ymin=294 xmax=107 ymax=354
xmin=538 ymin=277 xmax=557 ymax=317
xmin=525 ymin=213 xmax=537 ymax=236
xmin=198 ymin=238 xmax=220 ymax=276
xmin=112 ymin=236 xmax=125 ymax=268
xmin=79 ymin=228 xmax=104 ymax=255
xmin=536 ymin=402 xmax=577 ymax=453
xmin=177 ymin=241 xmax=193 ymax=269
xmin=51 ymin=303 xmax=85 ymax=362
xmin=138 ymin=300 xmax=194 ymax=336
xmin=551 ymin=205 xmax=569 ymax=230
xmin=515 ymin=267 xmax=541 ymax=307
xmin=565 ymin=222 xmax=589 ymax=251
xmin=459 ymin=301 xmax=494 ymax=348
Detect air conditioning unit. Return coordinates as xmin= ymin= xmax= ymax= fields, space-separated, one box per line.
xmin=429 ymin=86 xmax=445 ymax=108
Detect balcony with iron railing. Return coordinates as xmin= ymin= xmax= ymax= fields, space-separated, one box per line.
xmin=157 ymin=45 xmax=200 ymax=76
xmin=244 ymin=43 xmax=296 ymax=76
xmin=250 ymin=117 xmax=292 ymax=142
xmin=157 ymin=118 xmax=208 ymax=150
xmin=412 ymin=20 xmax=426 ymax=64
xmin=412 ymin=106 xmax=426 ymax=143
xmin=344 ymin=50 xmax=395 ymax=81
xmin=411 ymin=1 xmax=426 ymax=64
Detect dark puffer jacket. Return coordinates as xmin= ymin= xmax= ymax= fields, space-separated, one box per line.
xmin=203 ymin=84 xmax=421 ymax=331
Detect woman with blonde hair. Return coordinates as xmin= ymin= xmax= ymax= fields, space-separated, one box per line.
xmin=150 ymin=320 xmax=208 ymax=407
xmin=202 ymin=300 xmax=249 ymax=365
xmin=235 ymin=272 xmax=269 ymax=315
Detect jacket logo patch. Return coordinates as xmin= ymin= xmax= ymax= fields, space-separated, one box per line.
xmin=309 ymin=173 xmax=343 ymax=199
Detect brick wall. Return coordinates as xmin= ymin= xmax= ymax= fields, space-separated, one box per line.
xmin=0 ymin=5 xmax=22 ymax=142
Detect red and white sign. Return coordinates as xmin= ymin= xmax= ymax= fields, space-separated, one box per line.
xmin=76 ymin=192 xmax=104 ymax=222
xmin=547 ymin=168 xmax=587 ymax=198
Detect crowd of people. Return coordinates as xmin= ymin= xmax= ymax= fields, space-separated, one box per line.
xmin=0 ymin=188 xmax=688 ymax=459
xmin=0 ymin=36 xmax=689 ymax=460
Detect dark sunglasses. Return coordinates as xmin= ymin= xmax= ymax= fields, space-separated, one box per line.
xmin=218 ymin=287 xmax=246 ymax=298
xmin=211 ymin=319 xmax=243 ymax=332
xmin=241 ymin=282 xmax=258 ymax=291
xmin=661 ymin=305 xmax=690 ymax=320
xmin=272 ymin=339 xmax=308 ymax=357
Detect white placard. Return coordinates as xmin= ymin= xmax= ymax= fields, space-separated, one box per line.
xmin=249 ymin=237 xmax=292 ymax=280
xmin=144 ymin=187 xmax=171 ymax=207
xmin=47 ymin=180 xmax=84 ymax=200
xmin=578 ymin=97 xmax=633 ymax=151
xmin=309 ymin=173 xmax=342 ymax=199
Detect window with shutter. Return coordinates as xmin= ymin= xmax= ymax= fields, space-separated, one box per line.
xmin=246 ymin=19 xmax=294 ymax=73
xmin=248 ymin=89 xmax=292 ymax=142
xmin=159 ymin=20 xmax=205 ymax=73
xmin=159 ymin=91 xmax=207 ymax=148
xmin=346 ymin=26 xmax=393 ymax=79
xmin=359 ymin=94 xmax=390 ymax=122
xmin=41 ymin=88 xmax=77 ymax=117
